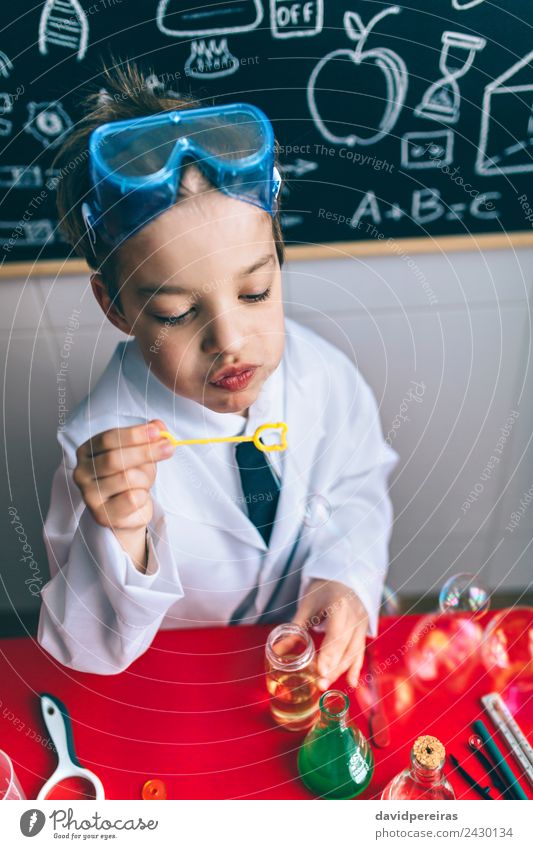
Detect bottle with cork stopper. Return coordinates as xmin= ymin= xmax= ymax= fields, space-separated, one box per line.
xmin=381 ymin=735 xmax=456 ymax=800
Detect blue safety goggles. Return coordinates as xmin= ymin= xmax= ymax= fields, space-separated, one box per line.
xmin=81 ymin=102 xmax=282 ymax=250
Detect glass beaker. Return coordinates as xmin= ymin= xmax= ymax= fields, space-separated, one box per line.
xmin=265 ymin=623 xmax=319 ymax=731
xmin=405 ymin=572 xmax=489 ymax=694
xmin=0 ymin=750 xmax=26 ymax=800
xmin=381 ymin=735 xmax=455 ymax=800
xmin=480 ymin=606 xmax=533 ymax=712
xmin=298 ymin=690 xmax=374 ymax=799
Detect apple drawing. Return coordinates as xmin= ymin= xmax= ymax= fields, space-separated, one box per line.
xmin=307 ymin=5 xmax=408 ymax=147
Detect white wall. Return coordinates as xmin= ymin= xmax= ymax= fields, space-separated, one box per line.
xmin=2 ymin=246 xmax=532 ymax=617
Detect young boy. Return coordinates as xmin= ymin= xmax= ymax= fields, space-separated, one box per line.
xmin=38 ymin=63 xmax=398 ymax=682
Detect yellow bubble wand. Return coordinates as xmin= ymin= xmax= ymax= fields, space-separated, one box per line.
xmin=159 ymin=421 xmax=288 ymax=453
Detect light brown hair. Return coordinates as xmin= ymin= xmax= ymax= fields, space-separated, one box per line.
xmin=53 ymin=59 xmax=285 ymax=306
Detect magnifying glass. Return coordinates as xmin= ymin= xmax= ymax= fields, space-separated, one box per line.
xmin=37 ymin=693 xmax=105 ymax=801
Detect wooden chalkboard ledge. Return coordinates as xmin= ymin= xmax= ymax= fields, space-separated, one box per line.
xmin=2 ymin=231 xmax=533 ymax=279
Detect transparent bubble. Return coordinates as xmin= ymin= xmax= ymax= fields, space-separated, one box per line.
xmin=481 ymin=607 xmax=533 ymax=709
xmin=381 ymin=584 xmax=401 ymax=617
xmin=439 ymin=572 xmax=490 ymax=619
xmin=302 ymin=494 xmax=332 ymax=528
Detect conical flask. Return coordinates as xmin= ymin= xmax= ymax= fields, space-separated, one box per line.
xmin=297 ymin=690 xmax=374 ymax=799
xmin=381 ymin=735 xmax=456 ymax=800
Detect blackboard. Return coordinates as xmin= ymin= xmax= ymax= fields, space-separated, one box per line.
xmin=1 ymin=0 xmax=533 ymax=271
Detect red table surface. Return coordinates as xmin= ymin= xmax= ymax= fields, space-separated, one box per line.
xmin=0 ymin=613 xmax=531 ymax=801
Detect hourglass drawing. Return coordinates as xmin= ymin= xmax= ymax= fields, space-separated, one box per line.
xmin=414 ymin=30 xmax=486 ymax=124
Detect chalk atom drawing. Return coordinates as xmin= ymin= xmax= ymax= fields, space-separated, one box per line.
xmin=24 ymin=101 xmax=73 ymax=148
xmin=476 ymin=50 xmax=533 ymax=175
xmin=307 ymin=6 xmax=408 ymax=147
xmin=401 ymin=130 xmax=454 ymax=169
xmin=270 ymin=0 xmax=324 ymax=39
xmin=38 ymin=0 xmax=89 ymax=61
xmin=157 ymin=0 xmax=263 ymax=78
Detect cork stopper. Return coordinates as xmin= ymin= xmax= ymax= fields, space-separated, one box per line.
xmin=413 ymin=735 xmax=445 ymax=769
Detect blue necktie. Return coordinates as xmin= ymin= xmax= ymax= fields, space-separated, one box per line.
xmin=235 ymin=440 xmax=280 ymax=545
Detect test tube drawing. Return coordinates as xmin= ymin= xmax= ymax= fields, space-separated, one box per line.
xmin=156 ymin=0 xmax=263 ymax=79
xmin=414 ymin=30 xmax=486 ymax=124
xmin=38 ymin=0 xmax=89 ymax=62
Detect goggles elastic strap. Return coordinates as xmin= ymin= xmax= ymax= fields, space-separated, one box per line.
xmin=81 ymin=201 xmax=98 ymax=256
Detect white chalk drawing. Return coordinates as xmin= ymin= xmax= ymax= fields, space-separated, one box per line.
xmin=24 ymin=101 xmax=73 ymax=149
xmin=0 ymin=220 xmax=55 ymax=245
xmin=452 ymin=0 xmax=486 ymax=9
xmin=401 ymin=129 xmax=454 ymax=169
xmin=0 ymin=49 xmax=13 ymax=78
xmin=384 ymin=202 xmax=405 ymax=220
xmin=0 ymin=165 xmax=43 ymax=188
xmin=0 ymin=91 xmax=13 ymax=136
xmin=280 ymin=213 xmax=304 ymax=227
xmin=307 ymin=6 xmax=408 ymax=147
xmin=476 ymin=50 xmax=533 ymax=175
xmin=38 ymin=0 xmax=89 ymax=61
xmin=350 ymin=188 xmax=500 ymax=228
xmin=144 ymin=73 xmax=166 ymax=95
xmin=414 ymin=31 xmax=486 ymax=124
xmin=157 ymin=0 xmax=263 ymax=35
xmin=280 ymin=158 xmax=319 ymax=177
xmin=445 ymin=202 xmax=466 ymax=220
xmin=157 ymin=0 xmax=263 ymax=78
xmin=184 ymin=39 xmax=240 ymax=78
xmin=270 ymin=0 xmax=323 ymax=38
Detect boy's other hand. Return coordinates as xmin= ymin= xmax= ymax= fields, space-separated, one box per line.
xmin=292 ymin=579 xmax=369 ymax=691
xmin=73 ymin=419 xmax=174 ymax=531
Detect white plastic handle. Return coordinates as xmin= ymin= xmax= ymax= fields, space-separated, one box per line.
xmin=37 ymin=694 xmax=105 ymax=801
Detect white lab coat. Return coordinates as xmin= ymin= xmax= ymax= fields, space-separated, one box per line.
xmin=38 ymin=317 xmax=398 ymax=674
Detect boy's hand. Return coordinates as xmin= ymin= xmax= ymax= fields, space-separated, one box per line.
xmin=73 ymin=419 xmax=174 ymax=532
xmin=292 ymin=579 xmax=369 ymax=690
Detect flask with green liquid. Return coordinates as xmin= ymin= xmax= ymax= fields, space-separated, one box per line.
xmin=297 ymin=689 xmax=374 ymax=799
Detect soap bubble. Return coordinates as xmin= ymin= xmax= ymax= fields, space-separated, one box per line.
xmin=302 ymin=494 xmax=332 ymax=528
xmin=381 ymin=584 xmax=401 ymax=617
xmin=481 ymin=606 xmax=533 ymax=710
xmin=439 ymin=573 xmax=490 ymax=619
